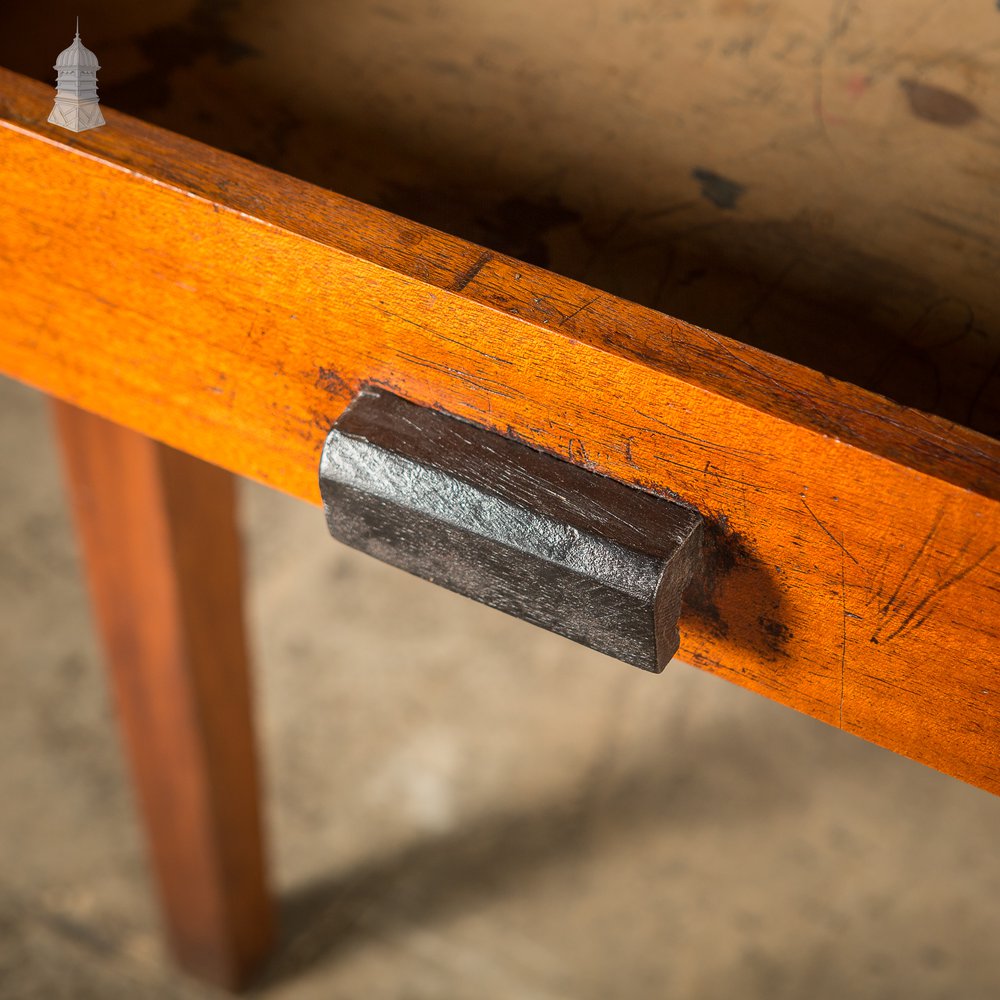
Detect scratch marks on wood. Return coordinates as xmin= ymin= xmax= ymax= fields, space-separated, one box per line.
xmin=795 ymin=492 xmax=851 ymax=722
xmin=871 ymin=505 xmax=943 ymax=641
xmin=558 ymin=296 xmax=601 ymax=327
xmin=876 ymin=542 xmax=997 ymax=646
xmin=697 ymin=327 xmax=835 ymax=435
xmin=377 ymin=304 xmax=440 ymax=338
xmin=434 ymin=332 xmax=513 ymax=365
xmin=630 ymin=409 xmax=767 ymax=462
xmin=379 ymin=303 xmax=512 ymax=365
xmin=697 ymin=322 xmax=997 ymax=494
xmin=568 ymin=437 xmax=592 ymax=467
xmin=530 ymin=295 xmax=571 ymax=326
xmin=450 ymin=250 xmax=493 ymax=291
xmin=839 ymin=543 xmax=847 ymax=728
xmin=870 ymin=503 xmax=997 ymax=645
xmin=801 ymin=496 xmax=858 ymax=564
xmin=394 ymin=350 xmax=523 ymax=401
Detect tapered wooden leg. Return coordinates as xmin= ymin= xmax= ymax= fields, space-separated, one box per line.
xmin=51 ymin=401 xmax=274 ymax=990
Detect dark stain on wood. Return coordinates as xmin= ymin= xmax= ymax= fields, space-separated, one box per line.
xmin=315 ymin=366 xmax=351 ymax=399
xmin=899 ymin=79 xmax=980 ymax=126
xmin=692 ymin=167 xmax=746 ymax=209
xmin=101 ymin=0 xmax=260 ymax=113
xmin=758 ymin=615 xmax=793 ymax=646
xmin=451 ymin=250 xmax=493 ymax=291
xmin=684 ymin=511 xmax=790 ymax=660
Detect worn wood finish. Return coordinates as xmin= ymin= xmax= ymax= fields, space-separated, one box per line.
xmin=4 ymin=1 xmax=999 ymax=438
xmin=321 ymin=389 xmax=704 ymax=671
xmin=51 ymin=400 xmax=273 ymax=989
xmin=5 ymin=1 xmax=998 ymax=440
xmin=1 ymin=69 xmax=998 ymax=794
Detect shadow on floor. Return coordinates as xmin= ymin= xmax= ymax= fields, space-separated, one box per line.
xmin=252 ymin=712 xmax=807 ymax=988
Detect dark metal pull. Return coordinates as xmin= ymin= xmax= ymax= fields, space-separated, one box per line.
xmin=319 ymin=389 xmax=703 ymax=672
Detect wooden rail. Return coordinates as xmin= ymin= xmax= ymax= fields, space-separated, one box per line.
xmin=1 ymin=67 xmax=998 ymax=794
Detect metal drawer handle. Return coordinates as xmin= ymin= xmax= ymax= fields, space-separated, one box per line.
xmin=319 ymin=389 xmax=703 ymax=672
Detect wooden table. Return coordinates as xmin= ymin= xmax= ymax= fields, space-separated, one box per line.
xmin=1 ymin=3 xmax=998 ymax=986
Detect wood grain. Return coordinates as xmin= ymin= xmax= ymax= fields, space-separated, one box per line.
xmin=5 ymin=1 xmax=998 ymax=439
xmin=1 ymin=68 xmax=998 ymax=794
xmin=51 ymin=400 xmax=273 ymax=989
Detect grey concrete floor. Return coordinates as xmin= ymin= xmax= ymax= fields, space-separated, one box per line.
xmin=2 ymin=375 xmax=1000 ymax=999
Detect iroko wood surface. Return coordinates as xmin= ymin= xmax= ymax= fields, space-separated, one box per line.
xmin=5 ymin=0 xmax=999 ymax=440
xmin=52 ymin=401 xmax=273 ymax=989
xmin=1 ymin=68 xmax=998 ymax=794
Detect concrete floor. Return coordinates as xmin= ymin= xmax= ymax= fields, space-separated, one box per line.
xmin=2 ymin=374 xmax=1000 ymax=999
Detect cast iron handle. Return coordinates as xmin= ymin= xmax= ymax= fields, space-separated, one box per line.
xmin=319 ymin=389 xmax=703 ymax=672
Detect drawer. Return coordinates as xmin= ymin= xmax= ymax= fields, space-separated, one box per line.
xmin=0 ymin=2 xmax=997 ymax=798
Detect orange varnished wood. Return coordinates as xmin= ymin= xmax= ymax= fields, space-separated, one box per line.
xmin=2 ymin=69 xmax=998 ymax=794
xmin=51 ymin=400 xmax=273 ymax=989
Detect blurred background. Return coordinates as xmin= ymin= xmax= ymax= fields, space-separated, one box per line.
xmin=2 ymin=1 xmax=1000 ymax=997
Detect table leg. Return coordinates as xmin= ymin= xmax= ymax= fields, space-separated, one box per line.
xmin=51 ymin=400 xmax=274 ymax=990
